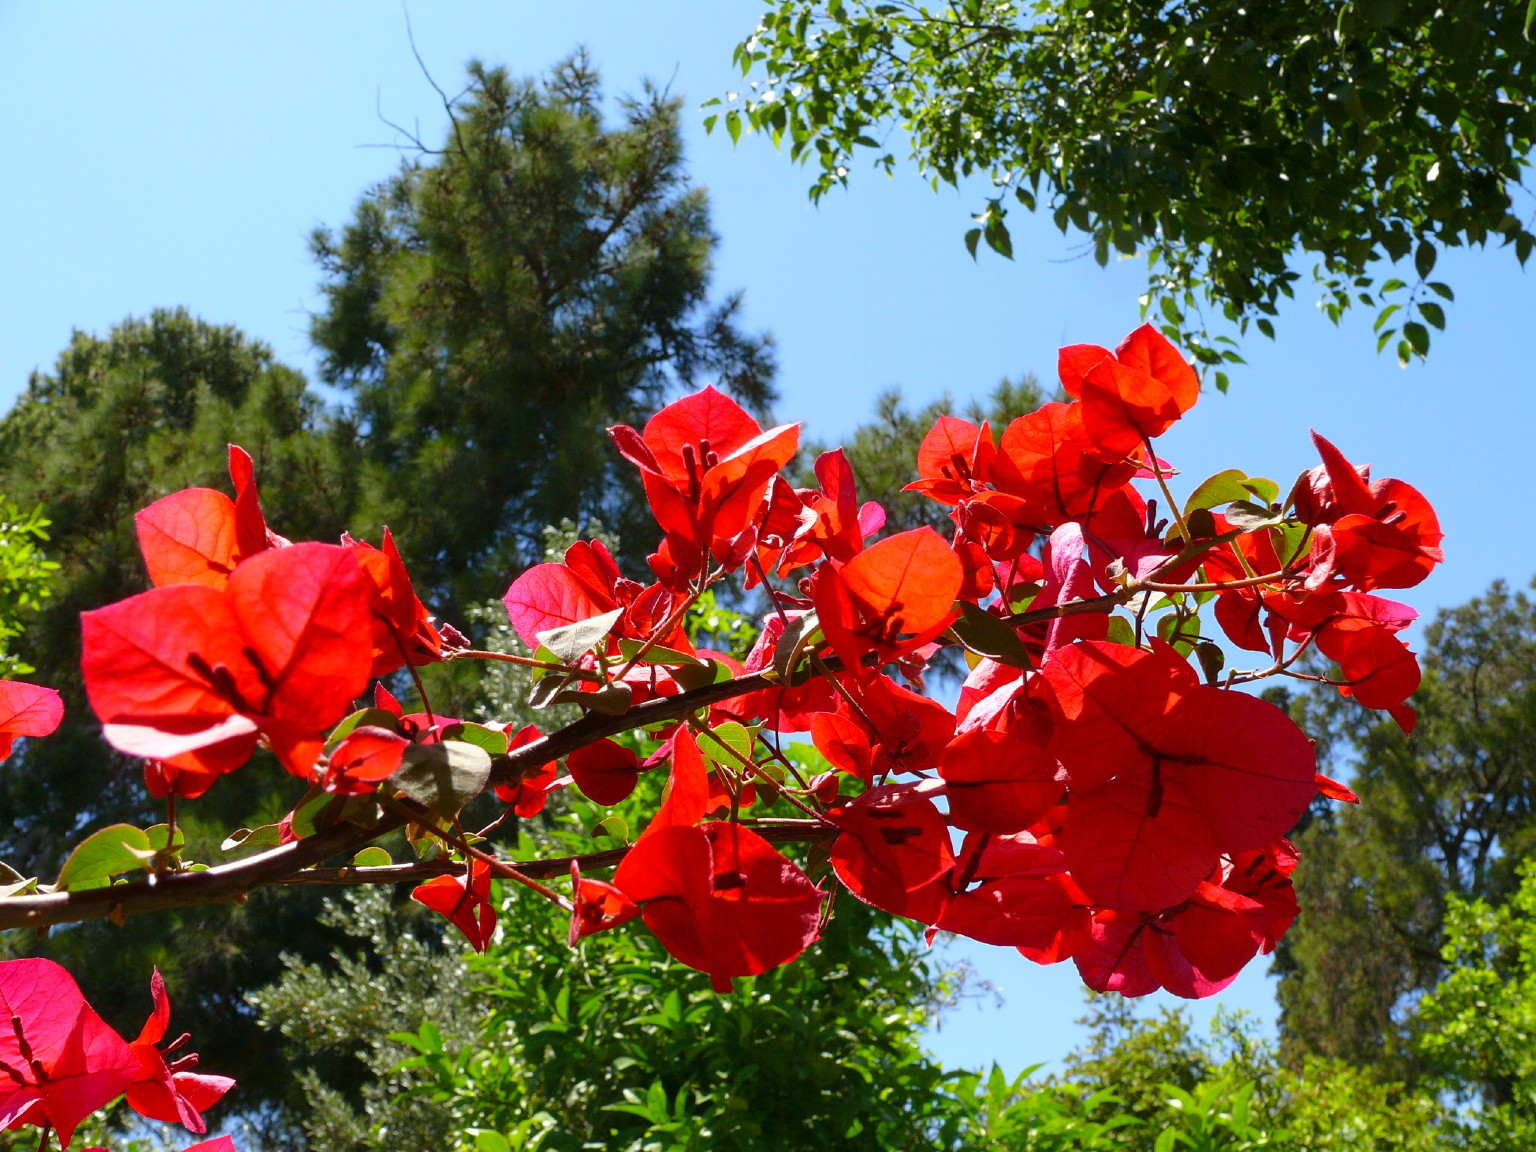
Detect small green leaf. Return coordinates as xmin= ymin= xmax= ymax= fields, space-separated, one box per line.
xmin=390 ymin=740 xmax=494 ymax=817
xmin=1414 ymin=240 xmax=1437 ymax=279
xmin=327 ymin=707 xmax=400 ymax=750
xmin=698 ymin=722 xmax=754 ymax=769
xmin=616 ymin=638 xmax=701 ymax=667
xmin=0 ymin=876 xmax=37 ymax=899
xmin=950 ymin=601 xmax=1031 ymax=668
xmin=53 ymin=824 xmax=153 ymax=892
xmin=350 ymin=846 xmax=393 ymax=867
xmin=578 ymin=682 xmax=634 ymax=715
xmin=1403 ymin=320 xmax=1430 ymax=358
xmin=1419 ymin=301 xmax=1446 ymax=330
xmin=1223 ymin=501 xmax=1284 ymax=532
xmin=445 ymin=721 xmax=510 ymax=757
xmin=1105 ymin=617 xmax=1137 ymax=647
xmin=589 ymin=814 xmax=631 ymax=843
xmin=671 ymin=658 xmax=730 ymax=694
xmin=1184 ymin=470 xmax=1252 ymax=515
xmin=288 ymin=789 xmax=345 ymax=841
xmin=536 ymin=609 xmax=623 ymax=664
xmin=221 ymin=824 xmax=283 ymax=853
xmin=143 ymin=823 xmax=186 ymax=855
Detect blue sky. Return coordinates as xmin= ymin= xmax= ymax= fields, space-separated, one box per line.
xmin=3 ymin=0 xmax=1534 ymax=1074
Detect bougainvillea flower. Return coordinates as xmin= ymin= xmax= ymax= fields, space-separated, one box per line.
xmin=810 ymin=673 xmax=955 ymax=781
xmin=905 ymin=416 xmax=996 ymax=506
xmin=640 ymin=727 xmax=710 ymax=837
xmin=321 ymin=726 xmax=409 ymax=796
xmin=938 ymin=728 xmax=1063 ymax=834
xmin=81 ymin=543 xmax=378 ymax=794
xmin=614 ymin=821 xmax=823 ymax=992
xmin=0 ymin=680 xmax=63 ymax=763
xmin=1315 ymin=622 xmax=1421 ymax=716
xmin=936 ymin=873 xmax=1091 ymax=961
xmin=344 ymin=529 xmax=442 ymax=677
xmin=762 ymin=450 xmax=885 ymax=579
xmin=568 ymin=859 xmax=640 ymax=947
xmin=1031 ymin=523 xmax=1112 ymax=655
xmin=988 ymin=403 xmax=1139 ymax=526
xmin=811 ymin=527 xmax=963 ymax=679
xmin=1057 ymin=324 xmax=1199 ymax=460
xmin=125 ymin=969 xmax=234 ymax=1135
xmin=730 ymin=613 xmax=838 ymax=732
xmin=750 ymin=477 xmax=820 ymax=582
xmin=1074 ymin=841 xmax=1300 ymax=999
xmin=566 ymin=738 xmax=642 ymax=806
xmin=829 ymin=783 xmax=955 ymax=917
xmin=609 ymin=386 xmax=799 ymax=586
xmin=0 ymin=958 xmax=139 ymax=1148
xmin=503 ymin=538 xmax=688 ymax=657
xmin=492 ymin=725 xmax=562 ymax=816
xmin=413 ymin=858 xmax=497 ymax=952
xmin=1041 ymin=641 xmax=1315 ymax=910
xmin=1297 ymin=433 xmax=1443 ymax=591
xmin=134 ymin=446 xmax=285 ymax=589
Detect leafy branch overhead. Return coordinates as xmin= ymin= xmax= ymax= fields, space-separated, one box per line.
xmin=716 ymin=0 xmax=1536 ymax=380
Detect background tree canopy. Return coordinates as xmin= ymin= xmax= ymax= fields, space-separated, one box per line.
xmin=721 ymin=0 xmax=1536 ymax=381
xmin=1276 ymin=579 xmax=1536 ymax=1085
xmin=311 ymin=52 xmax=777 ymax=607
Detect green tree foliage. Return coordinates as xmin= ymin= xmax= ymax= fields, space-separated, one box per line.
xmin=257 ymin=888 xmax=956 ymax=1152
xmin=0 ymin=499 xmax=58 ymax=677
xmin=311 ymin=53 xmax=777 ymax=605
xmin=0 ymin=308 xmax=360 ymax=1113
xmin=720 ymin=0 xmax=1536 ymax=377
xmin=1276 ymin=579 xmax=1536 ymax=1078
xmin=1419 ymin=858 xmax=1536 ymax=1150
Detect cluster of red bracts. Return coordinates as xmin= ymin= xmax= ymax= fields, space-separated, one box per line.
xmin=485 ymin=328 xmax=1440 ymax=998
xmin=78 ymin=447 xmax=443 ymax=799
xmin=0 ymin=959 xmax=232 ymax=1148
xmin=60 ymin=323 xmax=1443 ymax=1004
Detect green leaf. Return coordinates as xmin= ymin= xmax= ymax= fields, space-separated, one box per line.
xmin=698 ymin=721 xmax=754 ymax=769
xmin=288 ymin=789 xmax=345 ymax=841
xmin=351 ymin=846 xmax=393 ymax=867
xmin=143 ymin=822 xmax=186 ymax=855
xmin=616 ymin=638 xmax=701 ymax=667
xmin=445 ymin=721 xmax=510 ymax=757
xmin=536 ymin=609 xmax=622 ymax=664
xmin=670 ymin=658 xmax=731 ymax=694
xmin=53 ymin=824 xmax=153 ymax=892
xmin=963 ymin=227 xmax=981 ymax=259
xmin=390 ymin=740 xmax=494 ymax=817
xmin=221 ymin=824 xmax=283 ymax=853
xmin=1419 ymin=301 xmax=1446 ymax=330
xmin=1403 ymin=320 xmax=1430 ymax=358
xmin=0 ymin=876 xmax=37 ymax=899
xmin=1223 ymin=501 xmax=1284 ymax=532
xmin=1105 ymin=616 xmax=1137 ymax=647
xmin=1414 ymin=240 xmax=1437 ymax=279
xmin=950 ymin=601 xmax=1031 ymax=668
xmin=327 ymin=707 xmax=400 ymax=750
xmin=589 ymin=814 xmax=630 ymax=843
xmin=577 ymin=682 xmax=634 ymax=715
xmin=1184 ymin=470 xmax=1253 ymax=515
